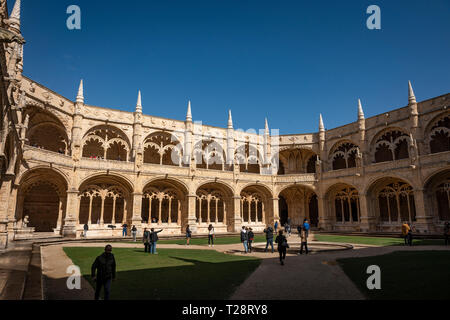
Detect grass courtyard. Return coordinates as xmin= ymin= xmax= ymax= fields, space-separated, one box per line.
xmin=338 ymin=251 xmax=450 ymax=300
xmin=314 ymin=234 xmax=444 ymax=246
xmin=64 ymin=247 xmax=261 ymax=300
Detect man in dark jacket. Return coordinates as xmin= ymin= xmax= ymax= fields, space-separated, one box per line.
xmin=91 ymin=245 xmax=116 ymax=300
xmin=240 ymin=226 xmax=248 ymax=253
xmin=143 ymin=228 xmax=150 ymax=253
xmin=263 ymin=225 xmax=274 ymax=253
xmin=150 ymin=228 xmax=163 ymax=254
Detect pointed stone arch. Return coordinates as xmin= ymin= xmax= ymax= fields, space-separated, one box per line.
xmin=82 ymin=125 xmax=131 ymax=161
xmin=143 ymin=131 xmax=183 ymax=166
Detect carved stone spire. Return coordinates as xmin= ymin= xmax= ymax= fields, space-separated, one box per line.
xmin=319 ymin=114 xmax=325 ymax=132
xmin=358 ymin=99 xmax=365 ymax=120
xmin=9 ymin=0 xmax=21 ymax=33
xmin=186 ymin=100 xmax=192 ymax=122
xmin=76 ymin=80 xmax=84 ymax=104
xmin=265 ymin=118 xmax=269 ymax=135
xmin=136 ymin=90 xmax=142 ymax=113
xmin=228 ymin=110 xmax=233 ymax=129
xmin=408 ymin=80 xmax=416 ymax=105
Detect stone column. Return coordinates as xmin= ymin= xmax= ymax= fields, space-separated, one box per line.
xmin=0 ymin=176 xmax=13 ymax=248
xmin=233 ymin=196 xmax=242 ymax=232
xmin=63 ymin=190 xmax=80 ymax=238
xmin=359 ymin=193 xmax=375 ymax=232
xmin=131 ymin=192 xmax=143 ymax=227
xmin=413 ymin=188 xmax=434 ymax=233
xmin=318 ymin=195 xmax=332 ymax=231
xmin=187 ymin=194 xmax=197 ymax=232
xmin=272 ymin=197 xmax=280 ymax=225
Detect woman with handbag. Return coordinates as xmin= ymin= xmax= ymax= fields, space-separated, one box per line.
xmin=275 ymin=230 xmax=289 ymax=265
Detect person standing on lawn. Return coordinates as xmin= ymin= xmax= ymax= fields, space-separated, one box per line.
xmin=401 ymin=222 xmax=410 ymax=245
xmin=83 ymin=223 xmax=89 ymax=238
xmin=143 ymin=228 xmax=150 ymax=253
xmin=91 ymin=245 xmax=116 ymax=300
xmin=407 ymin=223 xmax=414 ymax=246
xmin=240 ymin=226 xmax=248 ymax=253
xmin=299 ymin=226 xmax=309 ymax=255
xmin=444 ymin=222 xmax=450 ymax=246
xmin=275 ymin=230 xmax=288 ymax=265
xmin=131 ymin=225 xmax=137 ymax=242
xmin=208 ymin=224 xmax=215 ymax=247
xmin=263 ymin=225 xmax=274 ymax=253
xmin=150 ymin=228 xmax=163 ymax=254
xmin=122 ymin=223 xmax=128 ymax=237
xmin=185 ymin=224 xmax=192 ymax=246
xmin=248 ymin=228 xmax=255 ymax=253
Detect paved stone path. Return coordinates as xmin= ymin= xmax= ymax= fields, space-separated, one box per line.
xmin=39 ymin=241 xmax=450 ymax=300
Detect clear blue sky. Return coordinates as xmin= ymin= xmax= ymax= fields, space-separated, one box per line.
xmin=12 ymin=0 xmax=450 ymax=134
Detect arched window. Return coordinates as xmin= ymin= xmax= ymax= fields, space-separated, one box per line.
xmin=330 ymin=142 xmax=359 ymax=170
xmin=277 ymin=148 xmax=317 ymax=174
xmin=429 ymin=114 xmax=450 ymax=154
xmin=435 ymin=180 xmax=450 ymax=221
xmin=78 ymin=184 xmax=126 ymax=225
xmin=82 ymin=126 xmax=130 ymax=161
xmin=193 ymin=140 xmax=227 ymax=171
xmin=24 ymin=107 xmax=69 ymax=154
xmin=377 ymin=181 xmax=416 ymax=223
xmin=142 ymin=187 xmax=181 ymax=224
xmin=196 ymin=190 xmax=226 ymax=224
xmin=143 ymin=132 xmax=182 ymax=166
xmin=235 ymin=143 xmax=262 ymax=174
xmin=374 ymin=130 xmax=409 ymax=163
xmin=241 ymin=192 xmax=264 ymax=224
xmin=334 ymin=187 xmax=359 ymax=223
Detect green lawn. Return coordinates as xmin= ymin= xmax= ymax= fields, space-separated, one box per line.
xmin=64 ymin=247 xmax=261 ymax=300
xmin=125 ymin=235 xmax=269 ymax=246
xmin=315 ymin=234 xmax=444 ymax=246
xmin=338 ymin=251 xmax=450 ymax=300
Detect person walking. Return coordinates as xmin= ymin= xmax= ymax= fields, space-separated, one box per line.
xmin=401 ymin=221 xmax=410 ymax=245
xmin=91 ymin=245 xmax=116 ymax=300
xmin=299 ymin=226 xmax=309 ymax=255
xmin=122 ymin=223 xmax=128 ymax=237
xmin=208 ymin=224 xmax=215 ymax=247
xmin=240 ymin=226 xmax=248 ymax=253
xmin=131 ymin=225 xmax=137 ymax=242
xmin=143 ymin=228 xmax=150 ymax=253
xmin=263 ymin=225 xmax=274 ymax=253
xmin=274 ymin=220 xmax=279 ymax=234
xmin=303 ymin=218 xmax=310 ymax=238
xmin=444 ymin=222 xmax=450 ymax=246
xmin=185 ymin=224 xmax=192 ymax=246
xmin=248 ymin=228 xmax=254 ymax=253
xmin=275 ymin=230 xmax=288 ymax=265
xmin=83 ymin=223 xmax=89 ymax=238
xmin=150 ymin=228 xmax=163 ymax=254
xmin=407 ymin=223 xmax=414 ymax=246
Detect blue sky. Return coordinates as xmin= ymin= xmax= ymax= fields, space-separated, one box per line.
xmin=12 ymin=0 xmax=450 ymax=134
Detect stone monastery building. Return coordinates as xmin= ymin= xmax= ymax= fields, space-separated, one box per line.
xmin=1 ymin=0 xmax=449 ymax=248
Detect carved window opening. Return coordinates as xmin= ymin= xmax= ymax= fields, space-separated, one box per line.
xmin=331 ymin=142 xmax=358 ymax=170
xmin=196 ymin=189 xmax=227 ymax=224
xmin=235 ymin=143 xmax=263 ymax=174
xmin=374 ymin=130 xmax=409 ymax=163
xmin=377 ymin=181 xmax=416 ymax=223
xmin=334 ymin=187 xmax=360 ymax=223
xmin=435 ymin=181 xmax=450 ymax=221
xmin=142 ymin=187 xmax=181 ymax=225
xmin=241 ymin=192 xmax=265 ymax=224
xmin=429 ymin=115 xmax=450 ymax=154
xmin=193 ymin=140 xmax=227 ymax=171
xmin=78 ymin=185 xmax=126 ymax=225
xmin=143 ymin=132 xmax=182 ymax=166
xmin=278 ymin=148 xmax=317 ymax=175
xmin=82 ymin=127 xmax=130 ymax=161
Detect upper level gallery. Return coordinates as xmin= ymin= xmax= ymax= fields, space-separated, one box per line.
xmin=13 ymin=75 xmax=450 ymax=180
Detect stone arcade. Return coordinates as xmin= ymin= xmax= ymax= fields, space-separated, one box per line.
xmin=1 ymin=0 xmax=450 ymax=248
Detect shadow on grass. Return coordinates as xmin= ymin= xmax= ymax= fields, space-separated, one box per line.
xmin=337 ymin=250 xmax=450 ymax=300
xmin=315 ymin=235 xmax=446 ymax=247
xmin=63 ymin=247 xmax=261 ymax=300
